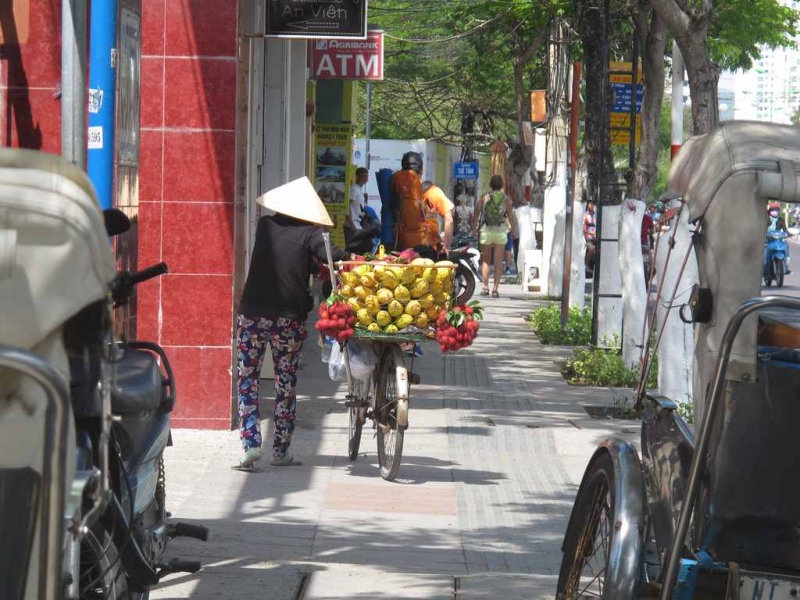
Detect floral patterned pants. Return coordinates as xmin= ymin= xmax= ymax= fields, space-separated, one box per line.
xmin=236 ymin=314 xmax=307 ymax=458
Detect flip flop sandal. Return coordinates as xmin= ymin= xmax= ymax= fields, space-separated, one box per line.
xmin=492 ymin=290 xmax=500 ymax=298
xmin=480 ymin=288 xmax=490 ymax=296
xmin=271 ymin=454 xmax=303 ymax=467
xmin=232 ymin=447 xmax=263 ymax=472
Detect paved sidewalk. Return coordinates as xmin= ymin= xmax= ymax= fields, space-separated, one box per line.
xmin=152 ymin=285 xmax=636 ymax=599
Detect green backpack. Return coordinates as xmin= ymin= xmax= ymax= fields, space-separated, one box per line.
xmin=482 ymin=191 xmax=507 ymax=227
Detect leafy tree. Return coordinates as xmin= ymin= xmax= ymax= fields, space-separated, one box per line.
xmin=650 ymin=0 xmax=797 ymax=135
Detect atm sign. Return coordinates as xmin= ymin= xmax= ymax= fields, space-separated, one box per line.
xmin=310 ymin=31 xmax=384 ymax=80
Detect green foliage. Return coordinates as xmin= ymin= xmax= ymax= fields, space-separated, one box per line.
xmin=676 ymin=400 xmax=694 ymax=424
xmin=710 ymin=0 xmax=798 ymax=71
xmin=364 ymin=0 xmax=568 ymax=144
xmin=529 ymin=304 xmax=592 ymax=345
xmin=565 ymin=337 xmax=658 ymax=388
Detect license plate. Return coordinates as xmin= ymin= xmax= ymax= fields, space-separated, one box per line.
xmin=740 ymin=571 xmax=800 ymax=600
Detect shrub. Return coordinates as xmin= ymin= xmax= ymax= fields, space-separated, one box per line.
xmin=529 ymin=304 xmax=592 ymax=346
xmin=565 ymin=337 xmax=658 ymax=388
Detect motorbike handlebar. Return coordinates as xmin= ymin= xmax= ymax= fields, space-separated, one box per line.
xmin=129 ymin=262 xmax=169 ymax=286
xmin=112 ymin=262 xmax=169 ymax=306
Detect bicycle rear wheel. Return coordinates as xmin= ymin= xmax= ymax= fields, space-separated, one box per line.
xmin=375 ymin=345 xmax=406 ymax=481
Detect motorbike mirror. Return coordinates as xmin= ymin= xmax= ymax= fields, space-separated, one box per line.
xmin=103 ymin=208 xmax=131 ymax=237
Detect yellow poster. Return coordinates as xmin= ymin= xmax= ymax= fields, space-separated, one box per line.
xmin=314 ymin=124 xmax=353 ymax=247
xmin=609 ymin=62 xmax=643 ymax=146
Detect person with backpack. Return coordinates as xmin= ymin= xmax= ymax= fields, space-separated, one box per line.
xmin=472 ymin=174 xmax=517 ymax=298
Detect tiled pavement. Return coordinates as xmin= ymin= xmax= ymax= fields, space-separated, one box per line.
xmin=152 ymin=284 xmax=636 ymax=599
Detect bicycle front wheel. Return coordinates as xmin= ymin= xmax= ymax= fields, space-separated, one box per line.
xmin=375 ymin=345 xmax=406 ymax=481
xmin=348 ymin=377 xmax=369 ymax=461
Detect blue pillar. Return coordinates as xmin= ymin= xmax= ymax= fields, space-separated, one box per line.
xmin=87 ymin=0 xmax=117 ymax=210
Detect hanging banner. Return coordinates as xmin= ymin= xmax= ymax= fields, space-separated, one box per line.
xmin=610 ymin=61 xmax=643 ymax=146
xmin=310 ymin=31 xmax=384 ymax=80
xmin=314 ymin=123 xmax=353 ymax=246
xmin=266 ymin=0 xmax=368 ymax=39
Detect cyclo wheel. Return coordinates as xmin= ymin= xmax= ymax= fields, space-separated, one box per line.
xmin=348 ymin=376 xmax=369 ymax=461
xmin=375 ymin=344 xmax=407 ymax=481
xmin=556 ymin=452 xmax=638 ymax=600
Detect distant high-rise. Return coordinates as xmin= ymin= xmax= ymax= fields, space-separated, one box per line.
xmin=733 ymin=0 xmax=800 ymax=123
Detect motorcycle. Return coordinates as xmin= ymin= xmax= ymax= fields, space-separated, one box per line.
xmin=0 ymin=150 xmax=206 ymax=600
xmin=449 ymin=235 xmax=481 ymax=305
xmin=764 ymin=228 xmax=789 ymax=287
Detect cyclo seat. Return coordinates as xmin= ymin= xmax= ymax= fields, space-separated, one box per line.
xmin=700 ymin=355 xmax=800 ymax=571
xmin=111 ymin=349 xmax=164 ymax=414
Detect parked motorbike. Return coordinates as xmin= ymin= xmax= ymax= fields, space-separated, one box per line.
xmin=0 ymin=150 xmax=206 ymax=600
xmin=449 ymin=235 xmax=481 ymax=305
xmin=764 ymin=229 xmax=789 ymax=287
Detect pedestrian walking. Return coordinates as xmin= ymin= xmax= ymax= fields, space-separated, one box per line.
xmin=234 ymin=177 xmax=350 ymax=470
xmin=472 ymin=174 xmax=517 ymax=298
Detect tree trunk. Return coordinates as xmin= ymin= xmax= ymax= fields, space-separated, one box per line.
xmin=649 ymin=0 xmax=719 ymax=135
xmin=578 ymin=0 xmax=616 ymax=206
xmin=629 ymin=7 xmax=667 ymax=199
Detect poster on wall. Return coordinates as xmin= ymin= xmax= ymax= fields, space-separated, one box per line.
xmin=314 ymin=123 xmax=353 ymax=246
xmin=117 ymin=8 xmax=141 ymax=166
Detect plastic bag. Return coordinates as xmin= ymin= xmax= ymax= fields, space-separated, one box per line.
xmin=328 ymin=342 xmax=347 ymax=381
xmin=348 ymin=340 xmax=376 ymax=381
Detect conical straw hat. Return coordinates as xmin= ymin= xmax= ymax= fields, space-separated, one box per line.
xmin=256 ymin=176 xmax=334 ymax=227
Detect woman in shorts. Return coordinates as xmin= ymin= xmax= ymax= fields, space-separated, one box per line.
xmin=472 ymin=175 xmax=517 ymax=298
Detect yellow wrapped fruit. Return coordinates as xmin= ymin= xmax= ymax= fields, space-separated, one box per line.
xmin=385 ymin=324 xmax=399 ymax=334
xmin=400 ymin=267 xmax=417 ymax=285
xmin=415 ymin=313 xmax=429 ymax=328
xmin=376 ymin=288 xmax=393 ymax=305
xmin=373 ymin=264 xmax=386 ymax=279
xmin=422 ymin=267 xmax=436 ymax=283
xmin=380 ymin=270 xmax=399 ymax=290
xmin=357 ymin=308 xmax=372 ymax=326
xmin=340 ymin=284 xmax=354 ymax=298
xmin=365 ymin=295 xmax=381 ymax=314
xmin=419 ymin=293 xmax=435 ymax=309
xmin=411 ymin=279 xmax=429 ymax=298
xmin=388 ymin=300 xmax=404 ymax=317
xmin=388 ymin=266 xmax=403 ymax=279
xmin=367 ymin=322 xmax=381 ymax=332
xmin=342 ymin=271 xmax=359 ymax=287
xmin=355 ymin=285 xmax=369 ymax=300
xmin=376 ymin=310 xmax=391 ymax=327
xmin=405 ymin=300 xmax=422 ymax=317
xmin=394 ymin=285 xmax=411 ymax=303
xmin=360 ymin=273 xmax=378 ymax=289
xmin=434 ymin=291 xmax=450 ymax=305
xmin=347 ymin=297 xmax=363 ymax=311
xmin=354 ymin=264 xmax=372 ymax=276
xmin=396 ymin=314 xmax=414 ymax=329
xmin=429 ymin=280 xmax=443 ymax=295
xmin=426 ymin=305 xmax=441 ymax=320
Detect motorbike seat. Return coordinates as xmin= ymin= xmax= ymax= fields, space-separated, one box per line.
xmin=111 ymin=349 xmax=164 ymax=414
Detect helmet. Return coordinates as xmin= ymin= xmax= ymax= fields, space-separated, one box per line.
xmin=401 ymin=151 xmax=423 ymax=174
xmin=768 ymin=201 xmax=781 ymax=210
xmin=421 ymin=180 xmax=434 ymax=193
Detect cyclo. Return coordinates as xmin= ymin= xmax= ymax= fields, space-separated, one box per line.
xmin=557 ymin=122 xmax=800 ymax=599
xmin=321 ymin=236 xmax=461 ymax=482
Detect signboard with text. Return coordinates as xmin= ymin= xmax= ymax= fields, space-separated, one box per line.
xmin=266 ymin=0 xmax=368 ymax=39
xmin=310 ymin=31 xmax=384 ymax=80
xmin=453 ymin=162 xmax=479 ymax=180
xmin=610 ymin=61 xmax=643 ymax=146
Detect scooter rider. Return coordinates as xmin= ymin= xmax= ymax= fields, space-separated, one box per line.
xmin=767 ymin=201 xmax=792 ymax=274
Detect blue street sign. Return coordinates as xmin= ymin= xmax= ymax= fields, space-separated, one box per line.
xmin=453 ymin=161 xmax=479 ymax=180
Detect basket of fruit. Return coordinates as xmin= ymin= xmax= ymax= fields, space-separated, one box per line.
xmin=315 ymin=245 xmax=483 ymax=352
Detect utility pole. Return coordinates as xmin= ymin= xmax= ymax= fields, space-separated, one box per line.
xmin=62 ymin=0 xmax=88 ymax=166
xmin=561 ymin=61 xmax=582 ymax=326
xmin=671 ymin=40 xmax=684 ymax=160
xmin=365 ymin=82 xmax=372 ymax=171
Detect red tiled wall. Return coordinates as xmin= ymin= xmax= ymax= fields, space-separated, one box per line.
xmin=0 ymin=0 xmax=62 ymax=153
xmin=139 ymin=0 xmax=237 ymax=429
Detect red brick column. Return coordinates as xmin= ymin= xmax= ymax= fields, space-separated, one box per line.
xmin=139 ymin=0 xmax=238 ymax=428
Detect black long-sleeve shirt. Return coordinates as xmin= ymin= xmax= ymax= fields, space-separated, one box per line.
xmin=238 ymin=214 xmax=349 ymax=321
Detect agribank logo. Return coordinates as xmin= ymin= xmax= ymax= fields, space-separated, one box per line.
xmin=311 ymin=31 xmax=384 ymax=81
